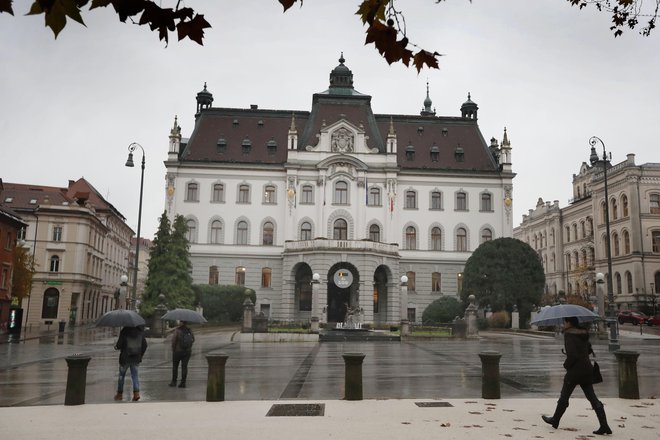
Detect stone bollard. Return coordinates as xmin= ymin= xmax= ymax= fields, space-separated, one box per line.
xmin=206 ymin=352 xmax=229 ymax=402
xmin=400 ymin=319 xmax=410 ymax=337
xmin=242 ymin=299 xmax=254 ymax=333
xmin=479 ymin=351 xmax=502 ymax=399
xmin=452 ymin=318 xmax=467 ymax=338
xmin=614 ymin=350 xmax=640 ymax=399
xmin=342 ymin=352 xmax=366 ymax=401
xmin=64 ymin=354 xmax=91 ymax=406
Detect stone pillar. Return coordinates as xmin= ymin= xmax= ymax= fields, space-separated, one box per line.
xmin=614 ymin=350 xmax=640 ymax=399
xmin=242 ymin=299 xmax=254 ymax=333
xmin=311 ymin=273 xmax=320 ymax=333
xmin=530 ymin=310 xmax=538 ymax=330
xmin=65 ymin=355 xmax=91 ymax=406
xmin=400 ymin=276 xmax=409 ymax=336
xmin=343 ymin=352 xmax=366 ymax=400
xmin=479 ymin=351 xmax=502 ymax=399
xmin=153 ymin=293 xmax=167 ymax=338
xmin=511 ymin=305 xmax=519 ymax=329
xmin=206 ymin=352 xmax=229 ymax=402
xmin=465 ymin=294 xmax=479 ymax=337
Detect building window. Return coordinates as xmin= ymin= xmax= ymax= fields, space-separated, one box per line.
xmin=431 ymin=272 xmax=441 ymax=292
xmin=622 ymin=194 xmax=629 ymax=217
xmin=611 ymin=198 xmax=618 ymax=220
xmin=652 ymin=231 xmax=660 ymax=253
xmin=41 ymin=288 xmax=59 ymax=319
xmin=212 ymin=184 xmax=224 ymax=202
xmin=333 ymin=219 xmax=348 ymax=240
xmin=405 ymin=226 xmax=417 ymax=250
xmin=456 ymin=228 xmax=467 ymax=251
xmin=369 ymin=224 xmax=380 ymax=242
xmin=480 ymin=193 xmax=492 ymax=212
xmin=241 ymin=137 xmax=252 ymax=154
xmin=238 ymin=184 xmax=250 ymax=204
xmin=1 ymin=267 xmax=9 ymax=288
xmin=210 ymin=220 xmax=223 ymax=244
xmin=266 ymin=139 xmax=277 ymax=155
xmin=262 ymin=221 xmax=274 ymax=246
xmin=431 ymin=227 xmax=442 ymax=250
xmin=301 ymin=185 xmax=314 ymax=204
xmin=300 ymin=222 xmax=312 ymax=240
xmin=49 ymin=255 xmax=60 ymax=272
xmin=405 ymin=145 xmax=415 ymax=161
xmin=235 ymin=267 xmax=246 ymax=286
xmin=625 ymin=271 xmax=633 ymax=293
xmin=565 ymin=226 xmax=571 ymax=243
xmin=456 ymin=192 xmax=467 ymax=211
xmin=237 ymin=221 xmax=248 ymax=245
xmin=263 ymin=185 xmax=276 ymax=204
xmin=405 ymin=191 xmax=417 ymax=209
xmin=186 ymin=219 xmax=197 ymax=243
xmin=261 ymin=267 xmax=272 ymax=288
xmin=623 ymin=230 xmax=630 ymax=254
xmin=615 ymin=272 xmax=622 ymax=294
xmin=334 ymin=181 xmax=349 ymax=204
xmin=481 ymin=228 xmax=493 ymax=243
xmin=368 ymin=187 xmax=381 ymax=206
xmin=406 ymin=271 xmax=416 ymax=291
xmin=454 ymin=145 xmax=464 ymax=162
xmin=209 ymin=266 xmax=219 ymax=285
xmin=581 ymin=221 xmax=586 ymax=238
xmin=186 ymin=182 xmax=198 ymax=201
xmin=430 ymin=145 xmax=439 ymax=162
xmin=296 ymin=266 xmax=312 ymax=312
xmin=601 ymin=201 xmax=607 ymax=224
xmin=216 ymin=137 xmax=227 ymax=153
xmin=613 ymin=232 xmax=620 ymax=256
xmin=430 ymin=191 xmax=442 ymax=210
xmin=651 ymin=193 xmax=660 ymax=214
xmin=18 ymin=227 xmax=26 ymax=241
xmin=52 ymin=226 xmax=62 ymax=242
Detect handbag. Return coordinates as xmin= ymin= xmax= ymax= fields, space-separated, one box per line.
xmin=592 ymin=361 xmax=603 ymax=384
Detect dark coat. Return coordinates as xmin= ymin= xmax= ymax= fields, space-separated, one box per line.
xmin=115 ymin=326 xmax=148 ymax=366
xmin=171 ymin=325 xmax=195 ymax=354
xmin=562 ymin=327 xmax=593 ymax=384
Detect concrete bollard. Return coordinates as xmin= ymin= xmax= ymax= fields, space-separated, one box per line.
xmin=206 ymin=352 xmax=229 ymax=402
xmin=64 ymin=354 xmax=91 ymax=406
xmin=342 ymin=352 xmax=366 ymax=401
xmin=479 ymin=351 xmax=502 ymax=399
xmin=614 ymin=350 xmax=640 ymax=399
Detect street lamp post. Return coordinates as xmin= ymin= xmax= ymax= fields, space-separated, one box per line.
xmin=125 ymin=143 xmax=145 ymax=311
xmin=589 ymin=136 xmax=619 ymax=351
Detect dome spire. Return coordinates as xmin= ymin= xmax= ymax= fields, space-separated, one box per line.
xmin=420 ymin=79 xmax=436 ymax=116
xmin=329 ymin=53 xmax=354 ymax=91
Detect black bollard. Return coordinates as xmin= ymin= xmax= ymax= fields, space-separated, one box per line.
xmin=342 ymin=352 xmax=366 ymax=401
xmin=479 ymin=351 xmax=502 ymax=399
xmin=614 ymin=350 xmax=640 ymax=399
xmin=64 ymin=354 xmax=91 ymax=405
xmin=206 ymin=352 xmax=229 ymax=402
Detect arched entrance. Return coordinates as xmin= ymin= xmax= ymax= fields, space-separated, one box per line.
xmin=326 ymin=262 xmax=359 ymax=323
xmin=373 ymin=265 xmax=389 ymax=324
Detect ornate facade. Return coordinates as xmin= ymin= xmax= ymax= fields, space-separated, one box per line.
xmin=164 ymin=57 xmax=515 ymax=324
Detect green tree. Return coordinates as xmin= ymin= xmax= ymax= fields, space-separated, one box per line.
xmin=461 ymin=237 xmax=544 ymax=328
xmin=12 ymin=245 xmax=36 ymax=301
xmin=422 ymin=296 xmax=464 ymax=324
xmin=140 ymin=212 xmax=194 ymax=316
xmin=193 ymin=285 xmax=256 ymax=323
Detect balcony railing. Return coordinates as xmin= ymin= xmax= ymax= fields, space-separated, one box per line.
xmin=284 ymin=239 xmax=399 ymax=255
xmin=568 ymin=191 xmax=592 ymax=204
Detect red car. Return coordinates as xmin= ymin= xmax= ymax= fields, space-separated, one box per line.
xmin=617 ymin=311 xmax=648 ymax=325
xmin=646 ymin=313 xmax=660 ymax=326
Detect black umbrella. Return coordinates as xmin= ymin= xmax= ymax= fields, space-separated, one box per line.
xmin=95 ymin=309 xmax=146 ymax=328
xmin=161 ymin=308 xmax=207 ymax=323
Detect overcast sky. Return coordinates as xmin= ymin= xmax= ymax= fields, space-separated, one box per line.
xmin=2 ymin=1 xmax=659 ymax=240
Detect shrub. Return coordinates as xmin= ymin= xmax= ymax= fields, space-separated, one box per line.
xmin=422 ymin=296 xmax=464 ymax=325
xmin=193 ymin=284 xmax=256 ymax=323
xmin=489 ymin=310 xmax=511 ymax=328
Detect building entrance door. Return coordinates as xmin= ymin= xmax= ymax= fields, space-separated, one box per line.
xmin=327 ymin=283 xmax=350 ymax=322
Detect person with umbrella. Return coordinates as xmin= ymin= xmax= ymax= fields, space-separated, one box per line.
xmin=541 ymin=315 xmax=612 ymax=435
xmin=169 ymin=321 xmax=195 ymax=388
xmin=114 ymin=325 xmax=148 ymax=402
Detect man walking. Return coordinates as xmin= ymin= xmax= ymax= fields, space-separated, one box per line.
xmin=169 ymin=321 xmax=194 ymax=388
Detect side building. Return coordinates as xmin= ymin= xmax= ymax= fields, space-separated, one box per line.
xmin=0 ymin=178 xmax=133 ymax=329
xmin=514 ymin=153 xmax=660 ymax=311
xmin=164 ymin=56 xmax=516 ymax=324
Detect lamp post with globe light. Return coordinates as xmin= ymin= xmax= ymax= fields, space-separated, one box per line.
xmin=400 ymin=275 xmax=409 ymax=336
xmin=311 ymin=273 xmax=321 ymax=333
xmin=589 ymin=137 xmax=619 ymax=351
xmin=125 ymin=143 xmax=145 ymax=311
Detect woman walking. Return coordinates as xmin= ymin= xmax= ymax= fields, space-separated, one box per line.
xmin=114 ymin=325 xmax=148 ymax=402
xmin=542 ymin=316 xmax=612 ymax=435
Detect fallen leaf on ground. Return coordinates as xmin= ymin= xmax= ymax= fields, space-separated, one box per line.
xmin=561 ymin=427 xmax=577 ymax=431
xmin=469 ymin=411 xmax=483 ymax=414
xmin=503 ymin=409 xmax=515 ymax=412
xmin=512 ymin=427 xmax=529 ymax=430
xmin=440 ymin=422 xmax=451 ymax=427
xmin=401 ymin=422 xmax=410 ymax=425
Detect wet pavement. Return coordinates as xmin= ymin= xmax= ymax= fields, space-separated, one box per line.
xmin=1 ymin=324 xmax=659 ymax=407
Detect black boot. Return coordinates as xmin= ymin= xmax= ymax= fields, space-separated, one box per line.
xmin=593 ymin=405 xmax=612 ymax=435
xmin=542 ymin=402 xmax=568 ymax=429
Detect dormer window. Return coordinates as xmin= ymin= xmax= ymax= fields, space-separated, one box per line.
xmin=266 ymin=138 xmax=277 ymax=156
xmin=217 ymin=137 xmax=227 ymax=154
xmin=430 ymin=144 xmax=439 ymax=162
xmin=3 ymin=197 xmax=12 ymax=203
xmin=454 ymin=145 xmax=464 ymax=162
xmin=232 ymin=119 xmax=239 ymax=126
xmin=258 ymin=120 xmax=264 ymax=127
xmin=241 ymin=137 xmax=252 ymax=154
xmin=406 ymin=144 xmax=415 ymax=161
xmin=442 ymin=128 xmax=448 ymax=137
xmin=29 ymin=199 xmax=37 ymax=205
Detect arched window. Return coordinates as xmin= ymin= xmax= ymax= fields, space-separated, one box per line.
xmin=369 ymin=224 xmax=380 ymax=242
xmin=573 ymin=224 xmax=578 ymax=240
xmin=333 ymin=219 xmax=348 ymax=240
xmin=405 ymin=226 xmax=417 ymax=250
xmin=301 ymin=185 xmax=314 ymax=204
xmin=212 ymin=183 xmax=224 ymax=202
xmin=565 ymin=226 xmax=571 ymax=243
xmin=263 ymin=185 xmax=276 ymax=204
xmin=238 ymin=184 xmax=250 ymax=203
xmin=611 ymin=198 xmax=618 ymax=220
xmin=41 ymin=288 xmax=59 ymax=319
xmin=566 ymin=254 xmax=571 ymax=271
xmin=49 ymin=255 xmax=60 ymax=272
xmin=623 ymin=230 xmax=630 ymax=254
xmin=601 ymin=201 xmax=607 ymax=224
xmin=235 ymin=266 xmax=246 ymax=286
xmin=261 ymin=267 xmax=272 ymax=288
xmin=368 ymin=187 xmax=381 ymax=206
xmin=430 ymin=191 xmax=442 ymax=210
xmin=615 ymin=272 xmax=622 ymax=294
xmin=210 ymin=220 xmax=222 ymax=244
xmin=582 ymin=249 xmax=588 ymax=267
xmin=300 ymin=222 xmax=312 ymax=240
xmin=456 ymin=192 xmax=467 ymax=211
xmin=186 ymin=219 xmax=197 ymax=243
xmin=622 ymin=194 xmax=629 ymax=217
xmin=262 ymin=221 xmax=274 ymax=245
xmin=334 ymin=181 xmax=349 ymax=204
xmin=431 ymin=227 xmax=442 ymax=250
xmin=209 ymin=266 xmax=219 ymax=285
xmin=625 ymin=271 xmax=633 ymax=293
xmin=405 ymin=190 xmax=417 ymax=209
xmin=237 ymin=221 xmax=248 ymax=245
xmin=186 ymin=182 xmax=198 ymax=201
xmin=581 ymin=221 xmax=586 ymax=239
xmin=480 ymin=193 xmax=492 ymax=211
xmin=481 ymin=228 xmax=493 ymax=243
xmin=613 ymin=232 xmax=620 ymax=256
xmin=651 ymin=193 xmax=660 ymax=214
xmin=456 ymin=228 xmax=467 ymax=251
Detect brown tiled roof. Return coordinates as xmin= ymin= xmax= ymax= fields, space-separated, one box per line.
xmin=0 ymin=204 xmax=27 ymax=227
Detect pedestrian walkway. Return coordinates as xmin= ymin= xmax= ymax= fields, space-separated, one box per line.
xmin=1 ymin=397 xmax=657 ymax=439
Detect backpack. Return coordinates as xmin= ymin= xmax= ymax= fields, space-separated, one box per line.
xmin=125 ymin=334 xmax=143 ymax=356
xmin=180 ymin=329 xmax=194 ymax=350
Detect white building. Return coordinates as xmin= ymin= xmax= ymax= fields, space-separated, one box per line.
xmin=164 ymin=56 xmax=515 ymax=324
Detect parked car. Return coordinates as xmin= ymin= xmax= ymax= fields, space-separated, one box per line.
xmin=617 ymin=311 xmax=648 ymax=325
xmin=646 ymin=313 xmax=660 ymax=326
